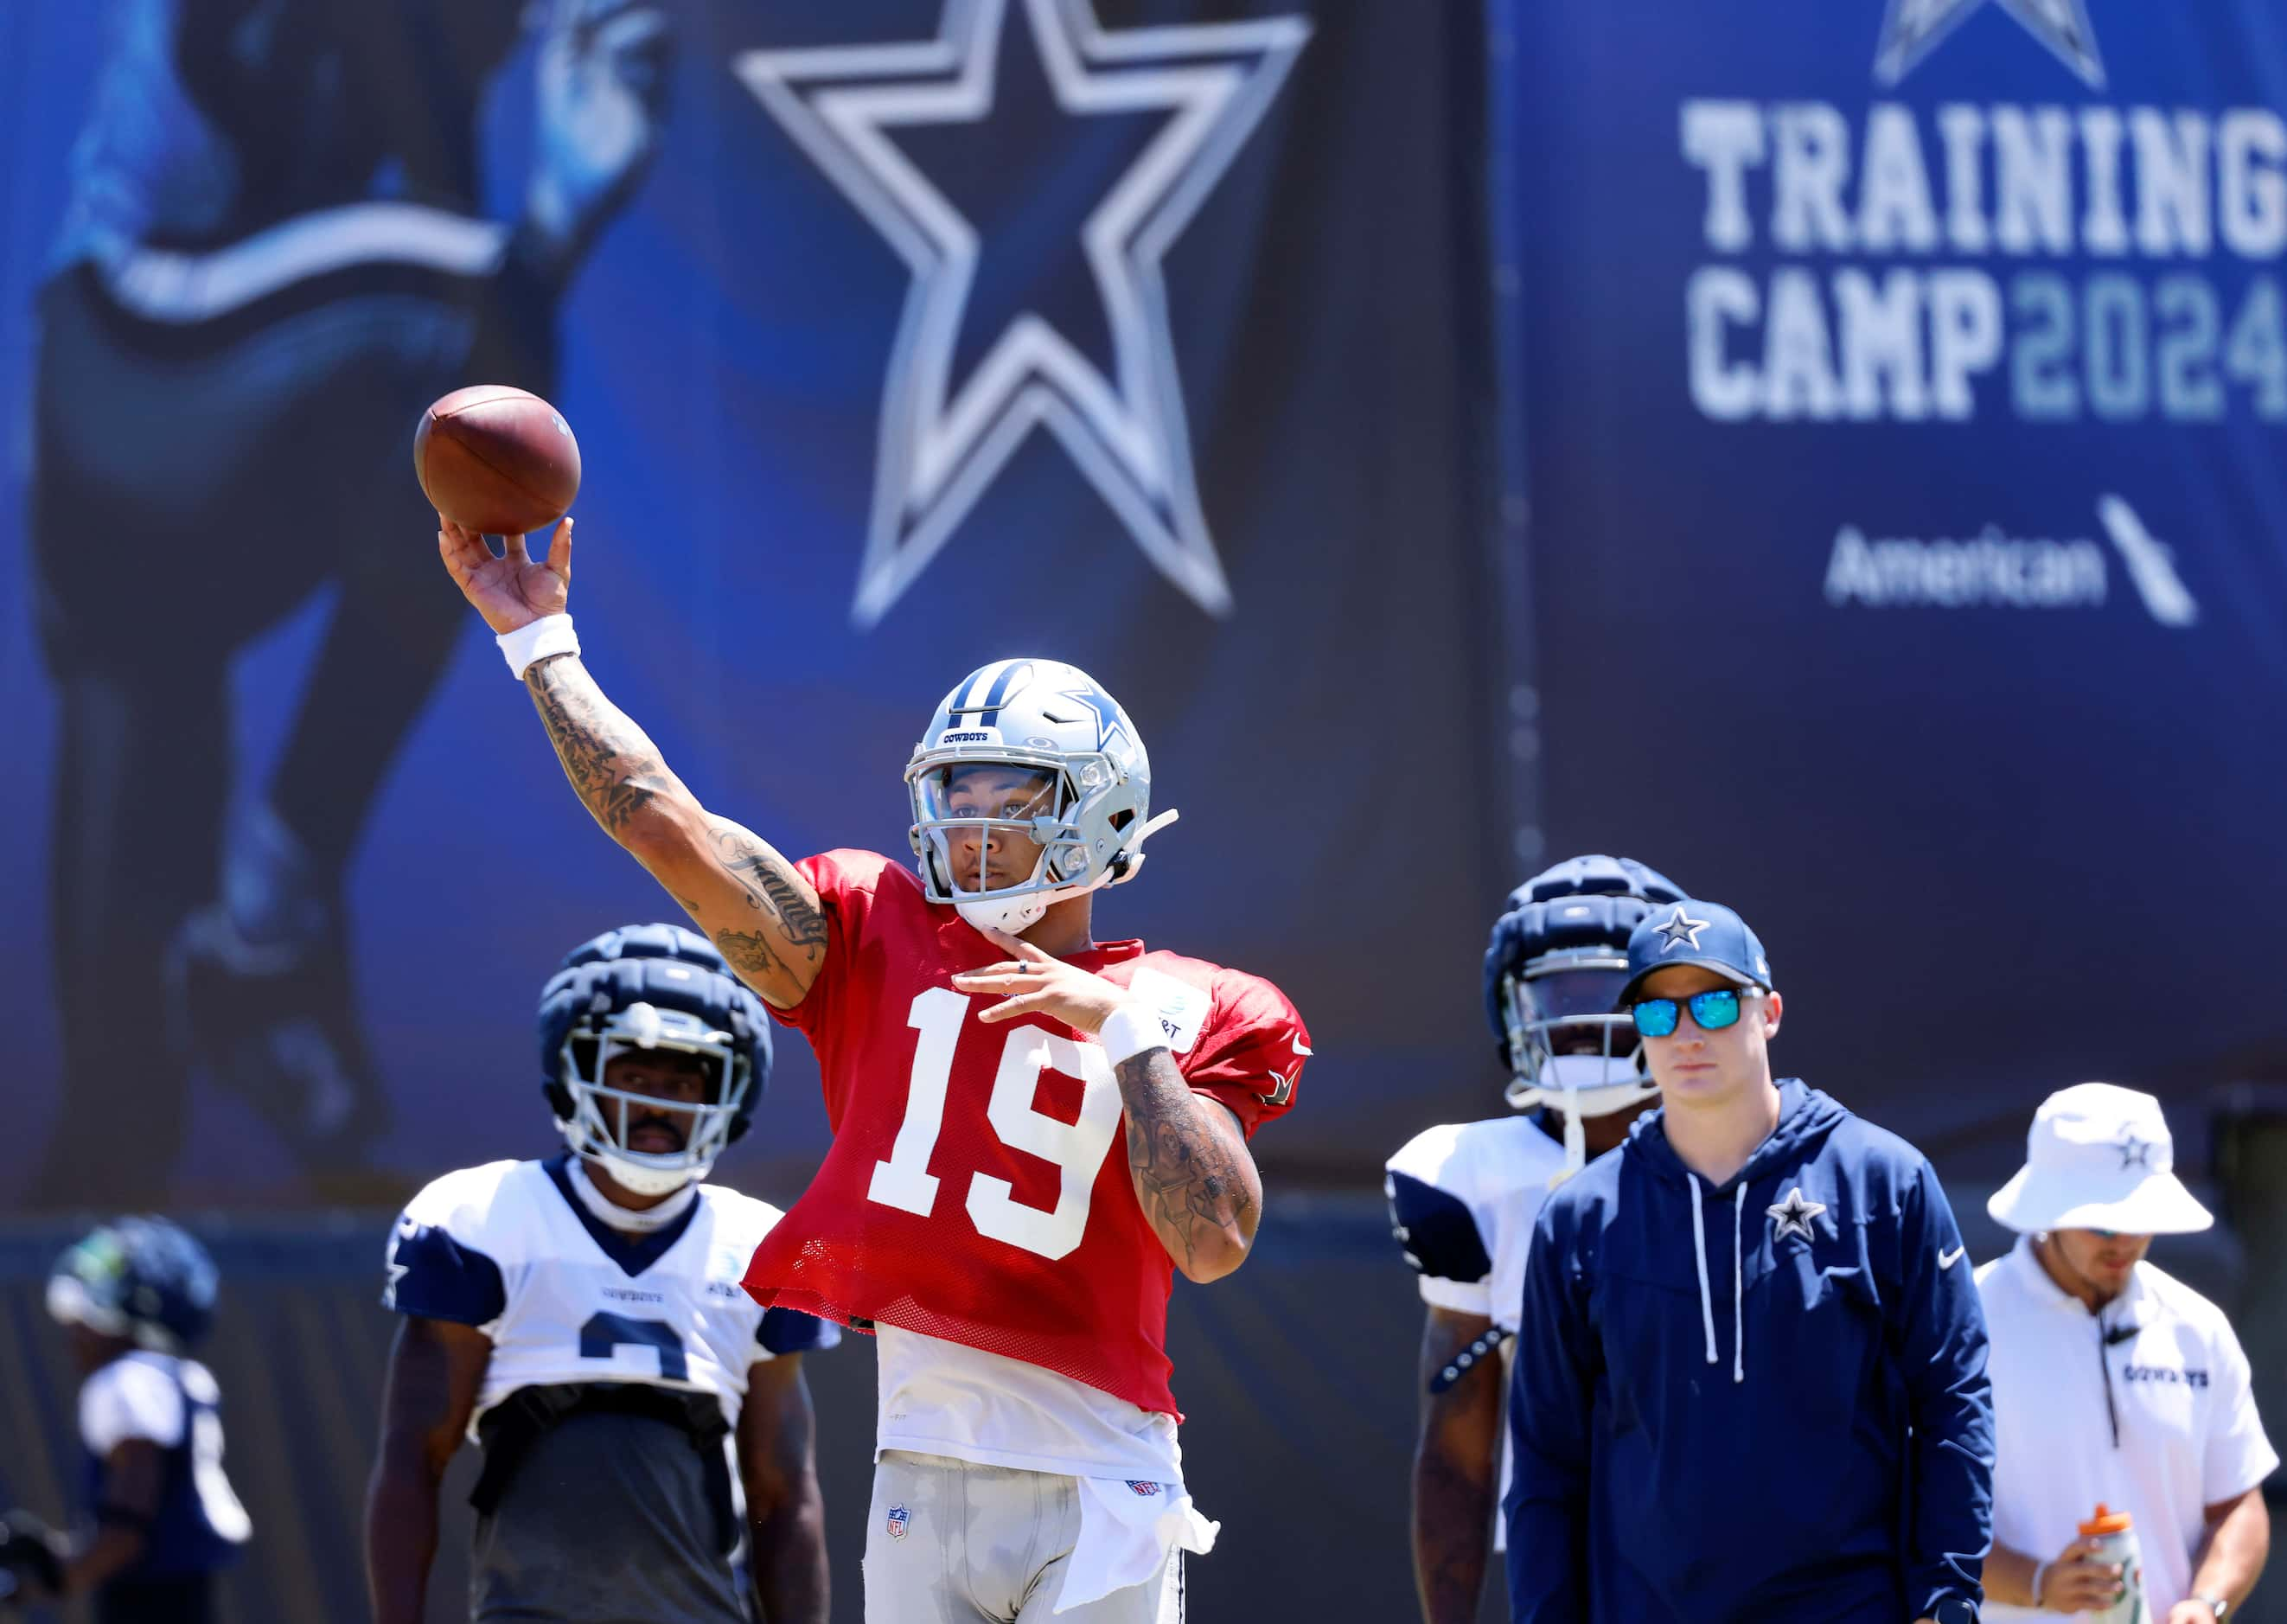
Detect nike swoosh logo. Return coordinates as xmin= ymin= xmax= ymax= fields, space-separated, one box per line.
xmin=1939 ymin=1244 xmax=1966 ymax=1270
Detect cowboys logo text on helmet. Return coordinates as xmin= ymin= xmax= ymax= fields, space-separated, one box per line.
xmin=906 ymin=658 xmax=1179 ymax=934
xmin=47 ymin=1217 xmax=220 ymax=1354
xmin=537 ymin=924 xmax=773 ymax=1197
xmin=1485 ymin=855 xmax=1687 ymax=1176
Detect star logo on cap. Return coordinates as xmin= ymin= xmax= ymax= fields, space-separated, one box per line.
xmin=1654 ymin=906 xmax=1710 ymax=953
xmin=1767 ymin=1186 xmax=1827 ymax=1244
xmin=2116 ymin=1132 xmax=2154 ymax=1171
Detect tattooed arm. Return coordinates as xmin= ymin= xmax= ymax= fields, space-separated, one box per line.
xmin=437 ymin=515 xmax=828 ymax=1007
xmin=523 ymin=655 xmax=827 ymax=1007
xmin=1114 ymin=1052 xmax=1262 ymax=1283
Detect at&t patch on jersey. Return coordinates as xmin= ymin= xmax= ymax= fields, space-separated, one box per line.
xmin=1123 ymin=965 xmax=1210 ymax=1054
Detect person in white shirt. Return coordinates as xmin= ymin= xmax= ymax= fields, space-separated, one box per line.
xmin=1977 ymin=1083 xmax=2276 ymax=1623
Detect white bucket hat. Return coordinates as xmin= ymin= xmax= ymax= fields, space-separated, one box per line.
xmin=1988 ymin=1082 xmax=2213 ymax=1236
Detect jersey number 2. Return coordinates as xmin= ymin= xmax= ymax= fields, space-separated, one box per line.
xmin=866 ymin=988 xmax=1123 ymax=1259
xmin=579 ymin=1312 xmax=689 ymax=1380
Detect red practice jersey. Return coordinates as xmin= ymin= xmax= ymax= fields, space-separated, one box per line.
xmin=742 ymin=849 xmax=1307 ymax=1416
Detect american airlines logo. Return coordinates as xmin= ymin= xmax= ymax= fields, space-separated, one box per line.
xmin=1824 ymin=495 xmax=2199 ymax=626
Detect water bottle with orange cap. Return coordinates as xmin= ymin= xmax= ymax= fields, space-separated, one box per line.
xmin=2078 ymin=1504 xmax=2147 ymax=1624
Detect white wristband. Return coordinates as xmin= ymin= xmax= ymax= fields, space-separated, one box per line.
xmin=1099 ymin=1001 xmax=1169 ymax=1066
xmin=2029 ymin=1559 xmax=2050 ymax=1608
xmin=498 ymin=614 xmax=578 ymax=680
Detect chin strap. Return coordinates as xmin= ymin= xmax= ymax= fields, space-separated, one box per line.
xmin=1109 ymin=808 xmax=1180 ymax=883
xmin=565 ymin=1154 xmax=697 ymax=1231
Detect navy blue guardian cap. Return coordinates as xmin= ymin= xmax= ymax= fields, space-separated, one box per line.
xmin=1619 ymin=899 xmax=1773 ymax=1006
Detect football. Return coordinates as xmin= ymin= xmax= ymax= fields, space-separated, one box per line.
xmin=413 ymin=385 xmax=582 ymax=535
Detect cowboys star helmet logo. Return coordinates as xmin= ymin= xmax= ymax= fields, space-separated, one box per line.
xmin=1767 ymin=1186 xmax=1828 ymax=1244
xmin=1653 ymin=906 xmax=1710 ymax=953
xmin=1874 ymin=0 xmax=2105 ymax=88
xmin=2116 ymin=1132 xmax=2155 ymax=1171
xmin=736 ymin=0 xmax=1311 ymax=627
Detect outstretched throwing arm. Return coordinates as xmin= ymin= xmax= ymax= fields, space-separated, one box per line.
xmin=438 ymin=515 xmax=827 ymax=1007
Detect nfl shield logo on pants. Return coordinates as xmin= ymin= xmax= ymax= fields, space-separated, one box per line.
xmin=886 ymin=1505 xmax=910 ymax=1540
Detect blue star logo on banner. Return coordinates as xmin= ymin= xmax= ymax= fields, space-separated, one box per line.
xmin=737 ymin=0 xmax=1311 ymax=627
xmin=1874 ymin=0 xmax=2104 ymax=88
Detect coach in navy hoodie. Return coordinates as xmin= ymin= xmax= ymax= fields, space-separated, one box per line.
xmin=1504 ymin=899 xmax=1992 ymax=1624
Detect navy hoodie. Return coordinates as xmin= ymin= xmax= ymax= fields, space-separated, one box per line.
xmin=1503 ymin=1080 xmax=1993 ymax=1624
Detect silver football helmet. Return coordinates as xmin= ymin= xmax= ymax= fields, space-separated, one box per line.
xmin=906 ymin=659 xmax=1179 ymax=934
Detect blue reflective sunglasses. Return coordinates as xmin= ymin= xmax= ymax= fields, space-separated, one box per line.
xmin=1630 ymin=988 xmax=1748 ymax=1039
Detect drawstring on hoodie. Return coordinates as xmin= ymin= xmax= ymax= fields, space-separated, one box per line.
xmin=1687 ymin=1174 xmax=1750 ymax=1384
xmin=1690 ymin=1176 xmax=1718 ymax=1366
xmin=1731 ymin=1185 xmax=1746 ymax=1384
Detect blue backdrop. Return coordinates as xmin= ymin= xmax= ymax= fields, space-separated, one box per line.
xmin=1499 ymin=0 xmax=2287 ymax=1160
xmin=0 ymin=0 xmax=1503 ymax=1209
xmin=7 ymin=0 xmax=2280 ymax=1214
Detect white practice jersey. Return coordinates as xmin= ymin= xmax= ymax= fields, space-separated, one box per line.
xmin=1384 ymin=1115 xmax=1571 ymax=1551
xmin=1386 ymin=1115 xmax=1569 ymax=1332
xmin=383 ymin=1157 xmax=834 ymax=1433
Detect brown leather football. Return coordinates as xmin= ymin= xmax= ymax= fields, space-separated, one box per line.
xmin=413 ymin=385 xmax=582 ymax=535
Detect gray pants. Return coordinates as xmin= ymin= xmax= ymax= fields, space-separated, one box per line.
xmin=863 ymin=1451 xmax=1184 ymax=1623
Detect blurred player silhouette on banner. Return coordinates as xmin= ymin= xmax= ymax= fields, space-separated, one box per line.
xmin=26 ymin=0 xmax=671 ymax=1205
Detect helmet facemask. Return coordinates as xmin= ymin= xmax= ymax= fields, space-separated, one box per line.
xmin=907 ymin=754 xmax=1171 ymax=934
xmin=556 ymin=1001 xmax=751 ymax=1196
xmin=1503 ymin=948 xmax=1658 ymax=1180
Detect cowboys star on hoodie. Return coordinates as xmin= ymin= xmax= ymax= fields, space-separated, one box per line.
xmin=1503 ymin=1079 xmax=1994 ymax=1624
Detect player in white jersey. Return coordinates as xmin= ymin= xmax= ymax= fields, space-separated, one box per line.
xmin=364 ymin=924 xmax=834 ymax=1624
xmin=1383 ymin=855 xmax=1683 ymax=1624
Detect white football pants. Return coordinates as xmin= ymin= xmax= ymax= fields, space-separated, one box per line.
xmin=862 ymin=1450 xmax=1185 ymax=1623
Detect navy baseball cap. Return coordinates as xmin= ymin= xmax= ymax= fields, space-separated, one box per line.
xmin=1618 ymin=899 xmax=1774 ymax=1005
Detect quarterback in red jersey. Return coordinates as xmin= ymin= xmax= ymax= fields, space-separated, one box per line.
xmin=440 ymin=515 xmax=1308 ymax=1622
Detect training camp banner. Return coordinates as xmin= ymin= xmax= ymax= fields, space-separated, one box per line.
xmin=1499 ymin=0 xmax=2287 ymax=1154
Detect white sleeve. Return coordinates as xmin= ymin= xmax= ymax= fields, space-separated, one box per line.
xmin=385 ymin=1161 xmax=526 ymax=1325
xmin=1387 ymin=1123 xmax=1499 ymax=1318
xmin=2203 ymin=1321 xmax=2280 ymax=1503
xmin=80 ymin=1358 xmax=187 ymax=1455
xmin=1418 ymin=1271 xmax=1495 ymax=1317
